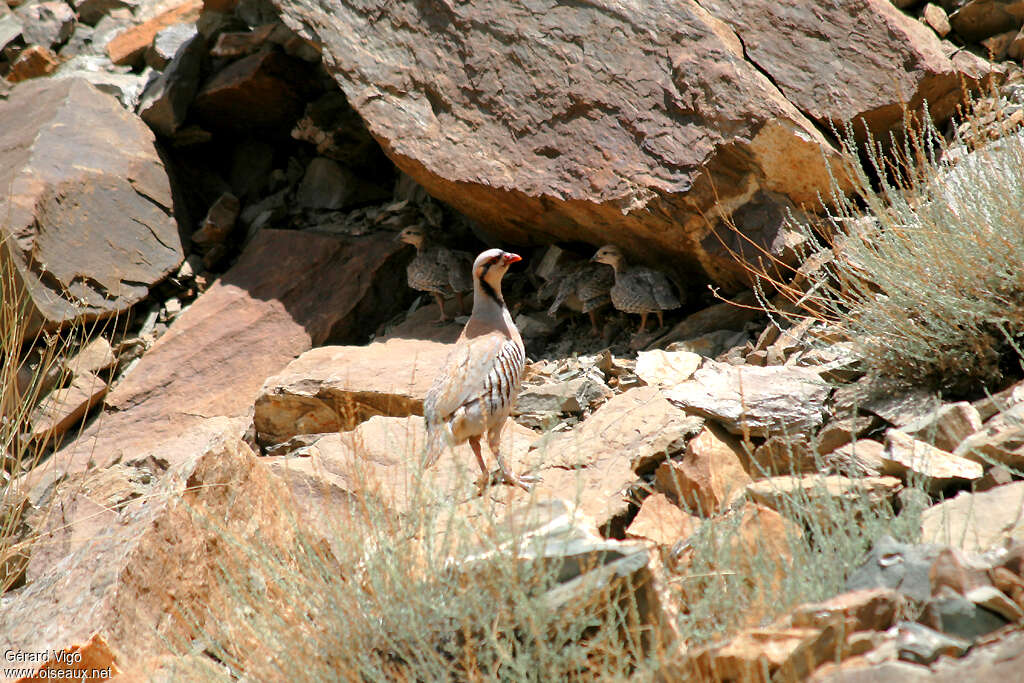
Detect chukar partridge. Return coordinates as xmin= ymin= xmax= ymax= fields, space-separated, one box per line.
xmin=545 ymin=261 xmax=614 ymax=334
xmin=396 ymin=225 xmax=473 ymax=322
xmin=422 ymin=248 xmax=537 ymax=492
xmin=592 ymin=245 xmax=681 ymax=333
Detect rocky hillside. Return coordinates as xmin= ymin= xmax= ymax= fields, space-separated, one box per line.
xmin=2 ymin=0 xmax=1024 ymax=680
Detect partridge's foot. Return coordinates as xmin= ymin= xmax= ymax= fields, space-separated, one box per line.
xmin=475 ymin=470 xmax=540 ymax=494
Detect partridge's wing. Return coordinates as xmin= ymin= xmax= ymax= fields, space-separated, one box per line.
xmin=634 ymin=268 xmax=681 ymax=309
xmin=424 ymin=331 xmax=507 ymax=422
xmin=577 ymin=263 xmax=614 ymax=301
xmin=440 ymin=248 xmax=474 ymax=293
xmin=547 ymin=277 xmax=574 ymax=316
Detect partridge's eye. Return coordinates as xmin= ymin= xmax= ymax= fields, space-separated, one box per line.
xmin=490 ymin=257 xmax=501 ymax=265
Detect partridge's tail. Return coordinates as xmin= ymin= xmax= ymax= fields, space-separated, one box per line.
xmin=422 ymin=419 xmax=447 ymax=469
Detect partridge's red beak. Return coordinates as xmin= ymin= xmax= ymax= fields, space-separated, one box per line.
xmin=504 ymin=252 xmax=522 ymax=264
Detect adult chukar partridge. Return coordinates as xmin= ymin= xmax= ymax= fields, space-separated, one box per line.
xmin=422 ymin=248 xmax=537 ymax=492
xmin=592 ymin=245 xmax=681 ymax=333
xmin=396 ymin=225 xmax=473 ymax=322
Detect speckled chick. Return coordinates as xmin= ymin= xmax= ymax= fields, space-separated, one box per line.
xmin=397 ymin=225 xmax=473 ymax=322
xmin=592 ymin=245 xmax=681 ymax=333
xmin=545 ymin=260 xmax=614 ymax=334
xmin=422 ymin=248 xmax=537 ymax=492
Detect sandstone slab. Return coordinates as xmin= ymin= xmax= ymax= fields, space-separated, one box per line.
xmin=626 ymin=492 xmax=701 ymax=547
xmin=1 ymin=431 xmax=297 ymax=671
xmin=954 ymin=402 xmax=1024 ymax=468
xmin=666 ymin=360 xmax=830 ymax=439
xmin=269 ymin=0 xmax=847 ymax=291
xmin=106 ymin=0 xmax=202 ymax=66
xmin=308 ymin=415 xmax=540 ymax=513
xmin=28 ymin=371 xmax=108 ymax=444
xmin=921 ymin=482 xmax=1024 ymax=555
xmin=253 ymin=337 xmax=452 ymax=445
xmin=0 ymin=78 xmax=182 ymax=332
xmin=882 ymin=430 xmax=983 ymax=492
xmin=701 ymin=0 xmax=989 ymax=136
xmin=655 ymin=423 xmax=752 ymax=516
xmin=539 ymin=386 xmax=704 ymax=474
xmin=746 ymin=475 xmax=903 ymax=517
xmin=38 ymin=229 xmax=405 ymax=484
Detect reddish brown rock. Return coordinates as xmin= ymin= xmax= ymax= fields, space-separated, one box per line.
xmin=192 ymin=49 xmax=319 ymax=135
xmin=669 ymin=624 xmax=840 ymax=683
xmin=308 ymin=415 xmax=539 ymax=513
xmin=28 ymin=371 xmax=107 ymax=444
xmin=655 ymin=423 xmax=752 ymax=516
xmin=1 ymin=432 xmax=300 ymax=671
xmin=949 ymin=0 xmax=1024 ymax=42
xmin=18 ymin=633 xmax=121 ymax=681
xmin=269 ymin=0 xmax=986 ymax=290
xmin=5 ymin=44 xmax=59 ymax=82
xmin=790 ymin=588 xmax=902 ymax=633
xmin=539 ymin=386 xmax=704 ymax=474
xmin=253 ymin=337 xmax=452 ymax=445
xmin=270 ymin=0 xmax=842 ymax=291
xmin=626 ymin=492 xmax=701 ymax=546
xmin=701 ymin=0 xmax=989 ymax=136
xmin=106 ymin=0 xmax=203 ymax=66
xmin=0 ymin=78 xmax=182 ymax=332
xmin=36 ymin=229 xmax=405 ymax=483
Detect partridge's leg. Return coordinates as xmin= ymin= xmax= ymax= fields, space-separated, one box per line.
xmin=638 ymin=312 xmax=648 ymax=334
xmin=487 ymin=427 xmax=538 ymax=492
xmin=433 ymin=292 xmax=450 ymax=323
xmin=588 ymin=310 xmax=600 ymax=336
xmin=656 ymin=311 xmax=665 ymax=329
xmin=455 ymin=292 xmax=467 ymax=316
xmin=469 ymin=436 xmax=491 ymax=495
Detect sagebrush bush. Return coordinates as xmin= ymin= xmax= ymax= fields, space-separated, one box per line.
xmin=759 ymin=104 xmax=1024 ymax=393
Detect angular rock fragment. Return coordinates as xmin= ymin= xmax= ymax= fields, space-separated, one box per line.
xmin=192 ymin=48 xmax=319 ymax=135
xmin=538 ymin=386 xmax=703 ymax=474
xmin=921 ymin=482 xmax=1024 ymax=554
xmin=625 ymin=492 xmax=701 ymax=546
xmin=0 ymin=78 xmax=182 ymax=331
xmin=268 ymin=0 xmax=987 ymax=290
xmin=882 ymin=430 xmax=983 ymax=492
xmin=106 ymin=0 xmax=202 ymax=66
xmin=253 ymin=337 xmax=451 ymax=445
xmin=138 ymin=30 xmax=205 ymax=136
xmin=16 ymin=0 xmax=75 ymax=49
xmin=666 ymin=361 xmax=830 ymax=439
xmin=655 ymin=424 xmax=752 ymax=516
xmin=746 ymin=475 xmax=902 ymax=516
xmin=6 ymin=44 xmax=59 ymax=82
xmin=954 ymin=403 xmax=1024 ymax=468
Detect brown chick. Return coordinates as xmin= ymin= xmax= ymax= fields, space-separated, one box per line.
xmin=422 ymin=248 xmax=537 ymax=492
xmin=591 ymin=245 xmax=681 ymax=333
xmin=396 ymin=225 xmax=473 ymax=322
xmin=545 ymin=260 xmax=614 ymax=334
